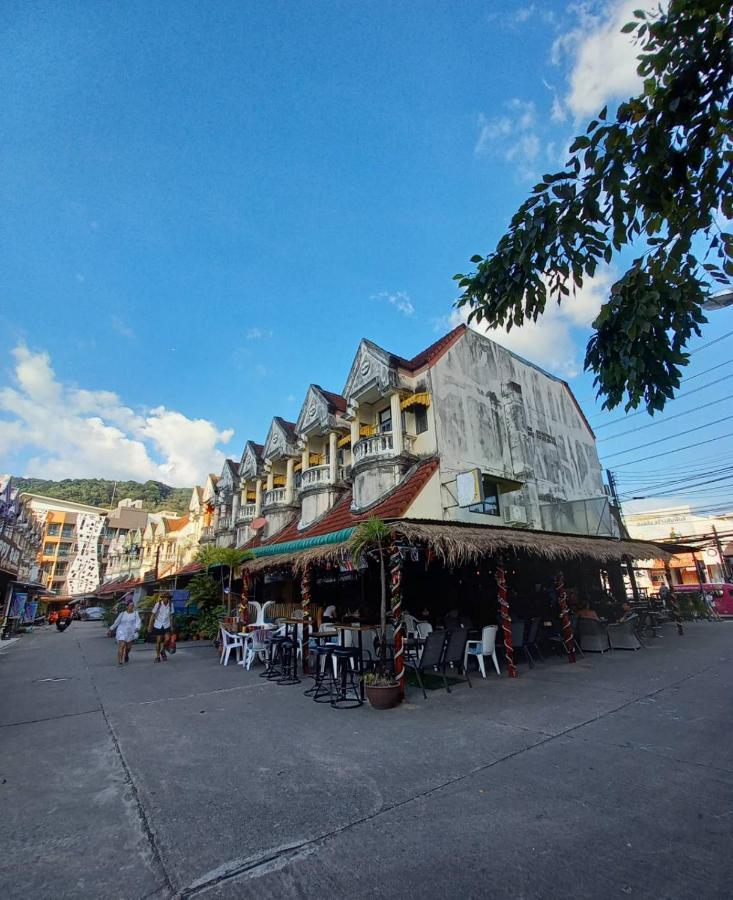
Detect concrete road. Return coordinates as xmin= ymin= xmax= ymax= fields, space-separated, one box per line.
xmin=1 ymin=621 xmax=731 ymax=899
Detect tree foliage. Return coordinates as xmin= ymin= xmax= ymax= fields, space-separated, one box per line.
xmin=14 ymin=477 xmax=191 ymax=513
xmin=349 ymin=517 xmax=394 ymax=676
xmin=455 ymin=0 xmax=732 ymax=412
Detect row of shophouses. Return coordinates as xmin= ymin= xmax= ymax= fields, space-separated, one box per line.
xmin=204 ymin=324 xmax=618 ymax=554
xmin=7 ymin=324 xmax=727 ymax=617
xmin=99 ymin=323 xmax=629 ymax=608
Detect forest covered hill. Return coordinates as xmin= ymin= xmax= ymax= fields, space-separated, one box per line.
xmin=14 ymin=478 xmax=192 ymax=514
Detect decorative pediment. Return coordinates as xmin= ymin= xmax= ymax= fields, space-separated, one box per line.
xmin=343 ymin=340 xmax=398 ymax=402
xmin=263 ymin=417 xmax=299 ymax=460
xmin=217 ymin=460 xmax=237 ymax=496
xmin=295 ymin=385 xmax=336 ymax=436
xmin=239 ymin=441 xmax=264 ymax=480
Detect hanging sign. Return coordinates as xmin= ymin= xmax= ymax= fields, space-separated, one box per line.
xmin=457 ymin=469 xmax=484 ymax=507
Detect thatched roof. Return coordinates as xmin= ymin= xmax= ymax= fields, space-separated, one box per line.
xmin=393 ymin=520 xmax=669 ymax=565
xmin=240 ymin=517 xmax=668 ymax=575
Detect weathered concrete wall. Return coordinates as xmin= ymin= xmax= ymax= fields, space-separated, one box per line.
xmin=431 ymin=329 xmax=605 ymax=530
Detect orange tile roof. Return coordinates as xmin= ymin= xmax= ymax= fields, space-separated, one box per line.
xmin=389 ymin=324 xmax=466 ymax=373
xmin=261 ymin=457 xmax=440 ymax=547
xmin=166 ymin=515 xmax=189 ymax=533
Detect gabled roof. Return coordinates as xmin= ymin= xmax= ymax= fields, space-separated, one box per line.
xmin=389 ymin=324 xmax=466 ymax=373
xmin=316 ymin=387 xmax=347 ymax=414
xmin=225 ymin=459 xmax=239 ymax=476
xmin=165 ymin=515 xmax=189 ymax=533
xmin=276 ymin=418 xmax=297 ymax=437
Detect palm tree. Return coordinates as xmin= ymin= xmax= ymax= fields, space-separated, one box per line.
xmin=195 ymin=546 xmax=255 ymax=612
xmin=349 ymin=517 xmax=393 ymax=675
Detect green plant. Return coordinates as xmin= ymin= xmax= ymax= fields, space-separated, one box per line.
xmin=454 ymin=0 xmax=732 ymax=413
xmin=349 ymin=517 xmax=395 ymax=682
xmin=191 ymin=604 xmax=227 ymax=640
xmin=187 ymin=572 xmax=220 ymax=610
xmin=194 ymin=547 xmax=255 ymax=612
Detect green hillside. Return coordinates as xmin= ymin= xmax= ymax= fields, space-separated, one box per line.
xmin=14 ymin=477 xmax=192 ymax=514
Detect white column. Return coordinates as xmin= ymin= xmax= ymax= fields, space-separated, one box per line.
xmin=390 ymin=392 xmax=403 ymax=455
xmin=266 ymin=471 xmax=274 ymax=491
xmin=329 ymin=431 xmax=338 ymax=483
xmin=350 ymin=413 xmax=360 ymax=448
xmin=285 ymin=457 xmax=295 ymax=504
xmin=301 ymin=439 xmax=309 ymax=473
xmin=231 ymin=491 xmax=240 ymax=524
xmin=254 ymin=479 xmax=263 ymax=517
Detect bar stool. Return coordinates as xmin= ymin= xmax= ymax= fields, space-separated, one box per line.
xmin=261 ymin=634 xmax=288 ymax=680
xmin=276 ymin=637 xmax=300 ymax=685
xmin=308 ymin=644 xmax=337 ymax=702
xmin=330 ymin=647 xmax=363 ymax=709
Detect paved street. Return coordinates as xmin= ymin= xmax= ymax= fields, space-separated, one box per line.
xmin=1 ymin=621 xmax=732 ymax=899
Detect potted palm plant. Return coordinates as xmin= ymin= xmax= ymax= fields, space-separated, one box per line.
xmin=349 ymin=517 xmax=402 ymax=710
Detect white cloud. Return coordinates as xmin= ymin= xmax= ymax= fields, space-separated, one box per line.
xmin=475 ymin=99 xmax=540 ymax=180
xmin=451 ymin=269 xmax=613 ymax=377
xmin=111 ymin=315 xmax=135 ymax=339
xmin=372 ymin=291 xmax=415 ymax=317
xmin=246 ymin=327 xmax=273 ymax=340
xmin=0 ymin=345 xmax=234 ymax=487
xmin=553 ymin=1 xmax=661 ymax=118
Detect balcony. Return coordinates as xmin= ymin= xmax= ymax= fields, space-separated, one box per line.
xmin=216 ymin=516 xmax=232 ymax=532
xmin=200 ymin=526 xmax=215 ymax=543
xmin=236 ymin=503 xmax=257 ymax=523
xmin=263 ymin=487 xmax=287 ymax=508
xmin=352 ymin=432 xmax=414 ymax=465
xmin=300 ymin=465 xmax=331 ymax=490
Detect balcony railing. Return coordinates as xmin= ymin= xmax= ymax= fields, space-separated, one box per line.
xmin=352 ymin=432 xmax=415 ymax=464
xmin=200 ymin=526 xmax=215 ymax=542
xmin=236 ymin=503 xmax=257 ymax=523
xmin=300 ymin=465 xmax=331 ymax=490
xmin=216 ymin=516 xmax=232 ymax=532
xmin=263 ymin=487 xmax=288 ymax=507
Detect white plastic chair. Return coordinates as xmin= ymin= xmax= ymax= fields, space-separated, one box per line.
xmin=220 ymin=625 xmax=244 ymax=666
xmin=242 ymin=627 xmax=269 ymax=670
xmin=402 ymin=612 xmax=419 ymax=638
xmin=415 ymin=621 xmax=433 ymax=640
xmin=464 ymin=625 xmax=501 ymax=678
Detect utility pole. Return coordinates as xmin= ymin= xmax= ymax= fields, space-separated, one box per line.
xmin=607 ymin=469 xmax=640 ymax=601
xmin=712 ymin=526 xmax=730 ymax=582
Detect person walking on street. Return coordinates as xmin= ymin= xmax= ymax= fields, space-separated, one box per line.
xmin=109 ymin=598 xmax=141 ymax=666
xmin=149 ymin=593 xmax=173 ymax=663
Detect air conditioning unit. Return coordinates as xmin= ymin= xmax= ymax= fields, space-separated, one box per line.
xmin=502 ymin=504 xmax=529 ymax=527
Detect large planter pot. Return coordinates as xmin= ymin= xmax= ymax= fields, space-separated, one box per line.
xmin=365 ymin=683 xmax=402 ymax=710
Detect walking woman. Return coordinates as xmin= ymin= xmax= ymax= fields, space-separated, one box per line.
xmin=109 ymin=598 xmax=141 ymax=666
xmin=149 ymin=593 xmax=173 ymax=663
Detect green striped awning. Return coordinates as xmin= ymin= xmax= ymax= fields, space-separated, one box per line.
xmin=250 ymin=527 xmax=355 ymax=559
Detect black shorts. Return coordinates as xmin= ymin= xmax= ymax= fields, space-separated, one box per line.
xmin=151 ymin=626 xmax=171 ymax=637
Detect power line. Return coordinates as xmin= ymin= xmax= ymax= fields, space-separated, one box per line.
xmin=612 ymin=429 xmax=733 ymax=469
xmin=597 ymin=394 xmax=733 ymax=442
xmin=616 ymin=465 xmax=733 ymax=494
xmin=603 ymin=413 xmax=733 ymax=459
xmin=593 ymin=373 xmax=733 ymax=429
xmin=577 ymin=348 xmax=733 ymax=408
xmin=689 ymin=328 xmax=733 ymax=356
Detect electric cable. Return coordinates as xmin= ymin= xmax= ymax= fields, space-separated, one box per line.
xmin=603 ymin=413 xmax=733 ymax=459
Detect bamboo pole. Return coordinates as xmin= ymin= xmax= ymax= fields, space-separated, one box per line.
xmin=555 ymin=570 xmax=576 ymax=663
xmin=389 ymin=544 xmax=405 ymax=696
xmin=495 ymin=556 xmax=517 ymax=678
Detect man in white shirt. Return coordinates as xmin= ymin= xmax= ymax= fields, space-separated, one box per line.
xmin=148 ymin=593 xmax=173 ymax=663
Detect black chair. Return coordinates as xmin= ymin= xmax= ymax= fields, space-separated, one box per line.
xmin=405 ymin=630 xmax=448 ymax=699
xmin=525 ymin=617 xmax=544 ymax=663
xmin=442 ymin=628 xmax=472 ymax=691
xmin=510 ymin=619 xmax=534 ymax=668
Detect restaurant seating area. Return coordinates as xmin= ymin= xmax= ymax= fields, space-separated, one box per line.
xmin=213 ymin=589 xmax=675 ymax=711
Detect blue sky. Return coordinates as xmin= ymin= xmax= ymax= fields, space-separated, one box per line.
xmin=1 ymin=0 xmax=731 ymax=516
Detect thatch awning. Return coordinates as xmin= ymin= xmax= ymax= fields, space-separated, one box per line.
xmin=393 ymin=520 xmax=669 ymax=565
xmin=240 ymin=517 xmax=670 ymax=575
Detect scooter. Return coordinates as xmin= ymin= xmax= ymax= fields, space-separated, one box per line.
xmin=56 ymin=618 xmax=71 ymax=633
